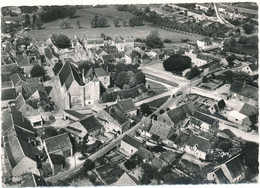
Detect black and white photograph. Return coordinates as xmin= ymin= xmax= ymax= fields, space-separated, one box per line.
xmin=1 ymin=0 xmax=259 ymax=186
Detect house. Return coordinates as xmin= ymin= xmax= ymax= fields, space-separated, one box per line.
xmin=156 ymin=102 xmax=195 ymax=130
xmin=185 ymin=134 xmax=211 ymax=160
xmin=63 ymin=109 xmax=87 ymax=121
xmin=136 ymin=146 xmax=154 ymax=163
xmin=44 ymin=47 xmax=59 ymax=65
xmin=15 ymin=54 xmax=39 ymax=77
xmin=44 ymin=133 xmax=73 ymax=158
xmin=160 ymin=150 xmax=179 ymax=165
xmin=230 ymin=80 xmax=258 ymax=106
xmin=226 ymin=110 xmax=252 ymax=132
xmin=195 ymin=3 xmax=212 ymax=11
xmin=149 ymin=120 xmax=175 ymax=140
xmin=207 ymin=154 xmax=246 ymax=183
xmin=187 ymin=10 xmax=206 ymax=21
xmin=65 ymin=115 xmax=103 ymax=143
xmin=220 ymin=58 xmax=229 ymax=67
xmin=112 ymin=36 xmax=134 ymax=52
xmin=86 ymin=67 xmax=110 ymax=88
xmin=97 ymin=105 xmax=130 ymax=134
xmin=190 ymin=111 xmax=219 ymax=134
xmin=58 ymin=61 xmax=100 ymax=109
xmin=10 ymin=73 xmax=27 ymax=89
xmin=1 ymin=88 xmax=17 ymax=107
xmin=199 ymin=60 xmax=221 ymax=75
xmin=84 ymin=38 xmax=104 ymax=50
xmin=241 ymin=64 xmax=258 ymax=76
xmin=2 ymin=107 xmax=41 ymax=177
xmin=239 ymin=103 xmax=258 ymax=125
xmin=21 ymin=173 xmax=48 ymax=187
xmin=197 ymin=38 xmax=223 ymax=51
xmin=114 ymin=172 xmax=141 ymax=186
xmin=120 ymin=134 xmax=142 ymax=156
xmin=151 ymin=156 xmax=167 ymax=170
xmin=184 ymin=49 xmax=208 ymax=67
xmin=115 ymin=98 xmax=137 ymax=117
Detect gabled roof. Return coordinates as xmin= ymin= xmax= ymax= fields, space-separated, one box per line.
xmin=114 ymin=36 xmax=125 ymax=43
xmin=104 ymin=105 xmax=129 ymax=125
xmin=114 ymin=172 xmax=141 ymax=186
xmin=230 ymin=80 xmax=258 ymax=101
xmin=218 ymin=99 xmax=226 ymax=109
xmin=186 ymin=135 xmax=211 ymax=153
xmin=213 ymin=168 xmax=230 ymax=184
xmin=151 ymin=157 xmax=167 ymax=169
xmin=22 ymin=83 xmax=45 ymax=98
xmin=49 ymin=154 xmax=64 ymax=165
xmin=192 ymin=111 xmax=217 ymax=125
xmin=1 ymin=81 xmax=12 ymax=89
xmin=223 ymin=154 xmax=245 ymax=180
xmin=64 ymin=109 xmax=87 ymax=120
xmin=79 ymin=115 xmax=103 ymax=132
xmin=1 ymin=88 xmax=17 ymax=101
xmin=167 ymin=102 xmax=195 ymax=125
xmin=101 ymin=45 xmax=118 ymax=54
xmin=44 ymin=133 xmax=72 ymax=154
xmin=58 ymin=61 xmax=84 ymax=89
xmin=136 ymin=146 xmax=154 ymax=161
xmin=122 ymin=134 xmax=142 ymax=149
xmin=86 ymin=38 xmax=104 ymax=44
xmin=94 ymin=67 xmax=109 ymax=77
xmin=160 ymin=150 xmax=178 ymax=164
xmin=116 ymin=98 xmax=137 ymax=113
xmin=239 ymin=103 xmax=258 ymax=124
xmin=149 ymin=121 xmax=175 ymax=140
xmin=1 ymin=64 xmax=18 ymax=74
xmin=16 ymin=55 xmax=30 ymax=66
xmin=10 ymin=73 xmax=26 ymax=86
xmin=21 ymin=173 xmax=48 ymax=187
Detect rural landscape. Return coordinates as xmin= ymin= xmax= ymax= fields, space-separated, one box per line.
xmin=1 ymin=1 xmax=259 ymax=186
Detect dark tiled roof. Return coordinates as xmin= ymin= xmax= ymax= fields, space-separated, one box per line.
xmin=186 ymin=135 xmax=211 ymax=153
xmin=239 ymin=103 xmax=258 ymax=124
xmin=58 ymin=61 xmax=84 ymax=89
xmin=102 ymin=54 xmax=114 ymax=62
xmin=79 ymin=115 xmax=103 ymax=132
xmin=114 ymin=36 xmax=125 ymax=43
xmin=10 ymin=73 xmax=26 ymax=86
xmin=167 ymin=102 xmax=195 ymax=124
xmin=115 ymin=172 xmax=141 ymax=186
xmin=26 ymin=77 xmax=40 ymax=84
xmin=64 ymin=109 xmax=87 ymax=120
xmin=1 ymin=64 xmax=18 ymax=73
xmin=1 ymin=88 xmax=17 ymax=100
xmin=45 ymin=133 xmax=72 ymax=154
xmin=230 ymin=80 xmax=258 ymax=101
xmin=160 ymin=150 xmax=178 ymax=164
xmin=214 ymin=168 xmax=230 ymax=184
xmin=104 ymin=105 xmax=129 ymax=125
xmin=122 ymin=134 xmax=142 ymax=149
xmin=149 ymin=121 xmax=175 ymax=139
xmin=221 ymin=129 xmax=236 ymax=139
xmin=49 ymin=154 xmax=65 ymax=165
xmin=218 ymin=99 xmax=226 ymax=109
xmin=16 ymin=55 xmax=30 ymax=66
xmin=151 ymin=157 xmax=167 ymax=169
xmin=21 ymin=173 xmax=48 ymax=187
xmin=22 ymin=83 xmax=45 ymax=97
xmin=2 ymin=56 xmax=14 ymax=65
xmin=192 ymin=111 xmax=217 ymax=125
xmin=225 ymin=154 xmax=245 ymax=179
xmin=15 ymin=93 xmax=26 ymax=111
xmin=86 ymin=38 xmax=104 ymax=44
xmin=116 ymin=98 xmax=137 ymax=113
xmin=136 ymin=146 xmax=154 ymax=160
xmin=44 ymin=47 xmax=53 ymax=59
xmin=101 ymin=45 xmax=118 ymax=54
xmin=94 ymin=67 xmax=109 ymax=77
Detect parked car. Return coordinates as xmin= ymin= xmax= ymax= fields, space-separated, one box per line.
xmin=177 ymin=91 xmax=183 ymax=96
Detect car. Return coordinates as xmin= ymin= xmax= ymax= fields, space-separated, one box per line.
xmin=172 ymin=94 xmax=175 ymax=98
xmin=177 ymin=91 xmax=183 ymax=96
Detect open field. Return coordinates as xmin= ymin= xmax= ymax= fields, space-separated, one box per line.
xmin=24 ymin=7 xmax=204 ymax=42
xmin=146 ymin=80 xmax=168 ymax=95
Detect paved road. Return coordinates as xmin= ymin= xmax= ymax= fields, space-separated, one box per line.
xmin=220 ymin=3 xmax=258 ymax=15
xmin=46 ymin=118 xmax=144 ymax=182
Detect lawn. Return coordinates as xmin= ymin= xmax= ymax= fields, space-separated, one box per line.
xmin=145 ymin=73 xmax=179 ymax=87
xmin=148 ymin=95 xmax=171 ymax=109
xmin=146 ymin=80 xmax=168 ymax=95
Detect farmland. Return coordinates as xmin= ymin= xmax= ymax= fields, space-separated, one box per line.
xmin=23 ymin=7 xmax=203 ymax=42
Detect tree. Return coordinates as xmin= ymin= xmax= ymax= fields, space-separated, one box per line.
xmin=122 ymin=18 xmax=127 ymax=27
xmin=135 ymin=71 xmax=146 ymax=85
xmin=140 ymin=103 xmax=152 ymax=116
xmin=243 ymin=23 xmax=254 ymax=34
xmin=30 ymin=65 xmax=46 ymax=78
xmin=129 ymin=16 xmax=143 ymax=27
xmin=163 ymin=54 xmax=192 ymax=72
xmin=238 ymin=35 xmax=247 ymax=44
xmin=60 ymin=19 xmax=70 ymax=29
xmin=10 ymin=66 xmax=24 ymax=75
xmin=91 ymin=15 xmax=109 ymax=28
xmin=24 ymin=14 xmax=31 ymax=27
xmin=32 ymin=14 xmax=37 ymax=29
xmin=185 ymin=66 xmax=201 ymax=79
xmin=127 ymin=70 xmax=136 ymax=87
xmin=115 ymin=71 xmax=129 ymax=88
xmin=43 ymin=127 xmax=58 ymax=138
xmin=241 ymin=141 xmax=259 ymax=175
xmin=51 ymin=34 xmax=71 ymax=49
xmin=83 ymin=159 xmax=95 ymax=175
xmin=113 ymin=18 xmax=120 ymax=27
xmin=76 ymin=20 xmax=81 ymax=28
xmin=35 ymin=18 xmax=42 ymax=30
xmin=145 ymin=30 xmax=163 ymax=49
xmin=78 ymin=62 xmax=91 ymax=75
xmin=202 ymin=76 xmax=208 ymax=83
xmin=52 ymin=61 xmax=63 ymax=75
